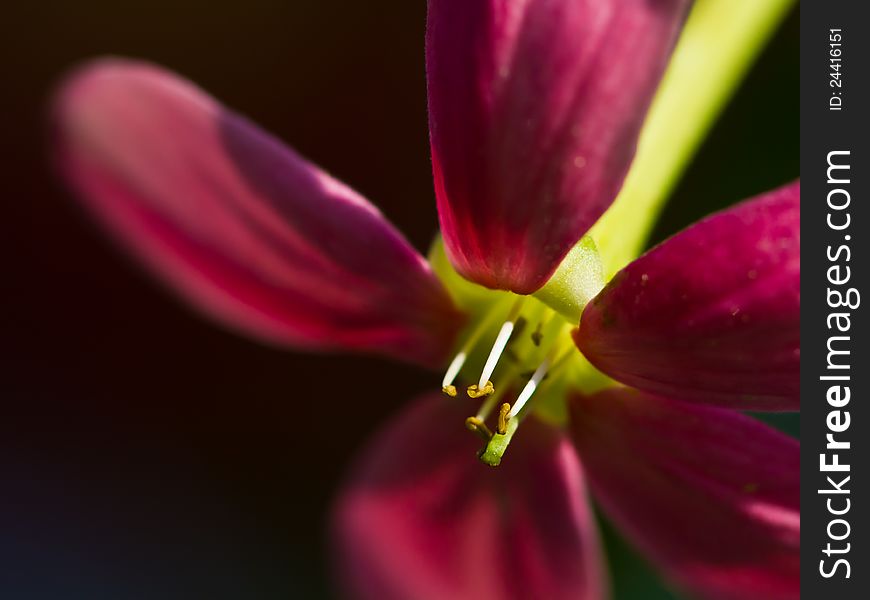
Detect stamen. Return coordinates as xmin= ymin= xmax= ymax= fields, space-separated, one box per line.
xmin=508 ymin=356 xmax=551 ymax=418
xmin=439 ymin=301 xmax=508 ymax=396
xmin=475 ymin=366 xmax=515 ymax=420
xmin=465 ymin=416 xmax=493 ymax=442
xmin=477 ymin=320 xmax=515 ymax=389
xmin=497 ymin=402 xmax=511 ymax=435
xmin=441 ymin=351 xmax=466 ymax=396
xmin=467 ymin=380 xmax=494 ymax=398
xmin=476 ymin=296 xmax=526 ymax=390
xmin=465 ymin=308 xmax=575 ymax=467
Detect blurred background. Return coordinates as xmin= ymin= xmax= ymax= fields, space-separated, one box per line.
xmin=1 ymin=2 xmax=797 ymax=599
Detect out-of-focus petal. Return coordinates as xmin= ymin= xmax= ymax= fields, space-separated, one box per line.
xmin=333 ymin=394 xmax=607 ymax=600
xmin=576 ymin=182 xmax=800 ymax=410
xmin=570 ymin=387 xmax=799 ymax=600
xmin=52 ymin=59 xmax=463 ymax=367
xmin=427 ymin=0 xmax=692 ymax=294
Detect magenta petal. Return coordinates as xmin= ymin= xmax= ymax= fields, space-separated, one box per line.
xmin=576 ymin=182 xmax=800 ymax=410
xmin=427 ymin=0 xmax=691 ymax=294
xmin=570 ymin=388 xmax=799 ymax=600
xmin=52 ymin=59 xmax=463 ymax=367
xmin=333 ymin=394 xmax=607 ymax=600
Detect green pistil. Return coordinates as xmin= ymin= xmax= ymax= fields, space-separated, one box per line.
xmin=478 ymin=416 xmax=519 ymax=467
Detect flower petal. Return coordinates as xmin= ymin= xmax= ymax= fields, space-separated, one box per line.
xmin=570 ymin=387 xmax=800 ymax=600
xmin=52 ymin=59 xmax=463 ymax=367
xmin=333 ymin=394 xmax=607 ymax=600
xmin=576 ymin=182 xmax=800 ymax=410
xmin=427 ymin=0 xmax=692 ymax=294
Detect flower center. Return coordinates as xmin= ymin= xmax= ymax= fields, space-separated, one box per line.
xmin=440 ymin=295 xmax=577 ymax=466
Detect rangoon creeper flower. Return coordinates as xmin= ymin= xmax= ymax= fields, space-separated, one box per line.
xmin=51 ymin=0 xmax=799 ymax=598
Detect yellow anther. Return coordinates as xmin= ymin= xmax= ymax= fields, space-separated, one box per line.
xmin=497 ymin=403 xmax=511 ymax=435
xmin=465 ymin=416 xmax=493 ymax=442
xmin=442 ymin=385 xmax=457 ymax=397
xmin=467 ymin=380 xmax=494 ymax=399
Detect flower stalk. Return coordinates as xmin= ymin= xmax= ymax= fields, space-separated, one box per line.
xmin=591 ymin=0 xmax=797 ymax=277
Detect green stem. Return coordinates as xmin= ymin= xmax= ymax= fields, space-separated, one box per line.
xmin=589 ymin=0 xmax=796 ymax=279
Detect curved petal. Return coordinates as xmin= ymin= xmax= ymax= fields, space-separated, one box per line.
xmin=570 ymin=387 xmax=799 ymax=600
xmin=52 ymin=59 xmax=463 ymax=367
xmin=576 ymin=182 xmax=800 ymax=410
xmin=332 ymin=394 xmax=606 ymax=600
xmin=427 ymin=0 xmax=692 ymax=294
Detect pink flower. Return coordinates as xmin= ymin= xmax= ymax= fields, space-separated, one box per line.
xmin=51 ymin=0 xmax=799 ymax=598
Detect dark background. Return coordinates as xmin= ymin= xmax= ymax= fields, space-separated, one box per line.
xmin=1 ymin=2 xmax=797 ymax=599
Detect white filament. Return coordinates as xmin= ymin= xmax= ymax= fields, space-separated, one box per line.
xmin=508 ymin=357 xmax=551 ymax=418
xmin=441 ymin=352 xmax=467 ymax=388
xmin=478 ymin=321 xmax=515 ymax=388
